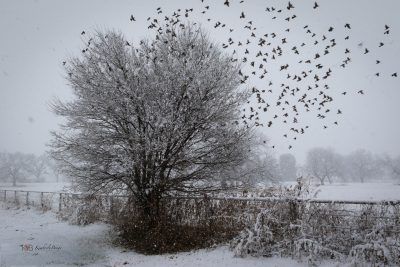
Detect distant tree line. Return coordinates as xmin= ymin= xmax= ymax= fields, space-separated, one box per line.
xmin=0 ymin=152 xmax=61 ymax=186
xmin=304 ymin=147 xmax=400 ymax=184
xmin=243 ymin=147 xmax=400 ymax=185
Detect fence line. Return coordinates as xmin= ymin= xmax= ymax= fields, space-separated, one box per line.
xmin=1 ymin=189 xmax=400 ymax=206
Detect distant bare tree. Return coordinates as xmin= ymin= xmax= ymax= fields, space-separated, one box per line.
xmin=0 ymin=152 xmax=31 ymax=186
xmin=50 ymin=24 xmax=252 ymax=223
xmin=47 ymin=157 xmax=62 ymax=182
xmin=383 ymin=155 xmax=400 ymax=181
xmin=279 ymin=153 xmax=297 ymax=181
xmin=27 ymin=154 xmax=48 ymax=182
xmin=305 ymin=147 xmax=341 ymax=184
xmin=345 ymin=149 xmax=380 ymax=183
xmin=224 ymin=135 xmax=280 ymax=186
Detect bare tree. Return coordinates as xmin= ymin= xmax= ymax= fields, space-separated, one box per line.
xmin=47 ymin=157 xmax=62 ymax=183
xmin=382 ymin=155 xmax=400 ymax=181
xmin=0 ymin=152 xmax=31 ymax=186
xmin=344 ymin=149 xmax=380 ymax=183
xmin=26 ymin=154 xmax=48 ymax=182
xmin=279 ymin=153 xmax=297 ymax=181
xmin=305 ymin=147 xmax=341 ymax=185
xmin=224 ymin=135 xmax=280 ymax=187
xmin=50 ymin=24 xmax=252 ymax=223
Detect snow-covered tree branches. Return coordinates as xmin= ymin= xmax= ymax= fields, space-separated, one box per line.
xmin=50 ymin=23 xmax=253 ymax=221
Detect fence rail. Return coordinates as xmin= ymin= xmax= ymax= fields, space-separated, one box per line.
xmin=1 ymin=189 xmax=399 ymax=231
xmin=1 ymin=189 xmax=400 ymax=206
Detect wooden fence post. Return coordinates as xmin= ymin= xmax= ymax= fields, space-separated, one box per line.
xmin=59 ymin=193 xmax=62 ymax=212
xmin=14 ymin=191 xmax=17 ymax=203
xmin=41 ymin=192 xmax=44 ymax=209
xmin=110 ymin=196 xmax=114 ymax=218
xmin=3 ymin=190 xmax=6 ymax=202
xmin=26 ymin=191 xmax=29 ymax=207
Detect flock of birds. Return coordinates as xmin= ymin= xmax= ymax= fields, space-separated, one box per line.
xmin=79 ymin=0 xmax=398 ymax=151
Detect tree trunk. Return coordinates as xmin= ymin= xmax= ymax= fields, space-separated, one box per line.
xmin=138 ymin=193 xmax=163 ymax=228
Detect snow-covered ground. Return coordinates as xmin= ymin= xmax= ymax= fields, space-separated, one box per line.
xmin=0 ymin=203 xmax=341 ymax=267
xmin=309 ymin=182 xmax=400 ymax=202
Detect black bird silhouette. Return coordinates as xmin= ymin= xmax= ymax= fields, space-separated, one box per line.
xmin=287 ymin=1 xmax=294 ymax=10
xmin=81 ymin=30 xmax=85 ymax=35
xmin=357 ymin=90 xmax=364 ymax=94
xmin=313 ymin=2 xmax=319 ymax=9
xmin=224 ymin=0 xmax=230 ymax=7
xmin=344 ymin=23 xmax=351 ymax=29
xmin=240 ymin=12 xmax=245 ymax=19
xmin=130 ymin=15 xmax=136 ymax=21
xmin=392 ymin=73 xmax=398 ymax=77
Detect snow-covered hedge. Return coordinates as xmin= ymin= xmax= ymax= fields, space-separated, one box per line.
xmin=58 ymin=194 xmax=108 ymax=225
xmin=230 ymin=195 xmax=400 ymax=266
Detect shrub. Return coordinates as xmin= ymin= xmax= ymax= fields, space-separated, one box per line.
xmin=113 ymin=198 xmax=239 ymax=254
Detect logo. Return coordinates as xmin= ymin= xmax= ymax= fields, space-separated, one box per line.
xmin=20 ymin=243 xmax=33 ymax=252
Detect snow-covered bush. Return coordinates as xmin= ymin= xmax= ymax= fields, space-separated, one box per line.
xmin=58 ymin=195 xmax=105 ymax=225
xmin=230 ymin=180 xmax=400 ymax=266
xmin=230 ymin=200 xmax=303 ymax=258
xmin=293 ymin=238 xmax=344 ymax=265
xmin=39 ymin=193 xmax=53 ymax=212
xmin=349 ymin=223 xmax=400 ymax=265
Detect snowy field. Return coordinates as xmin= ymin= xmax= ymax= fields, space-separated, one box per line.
xmin=0 ymin=203 xmax=342 ymax=267
xmin=308 ymin=182 xmax=400 ymax=202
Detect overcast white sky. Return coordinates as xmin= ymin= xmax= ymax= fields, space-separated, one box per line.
xmin=0 ymin=0 xmax=399 ymax=163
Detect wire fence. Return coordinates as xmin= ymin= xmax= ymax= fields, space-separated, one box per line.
xmin=2 ymin=189 xmax=400 ymax=208
xmin=1 ymin=189 xmax=399 ymax=230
